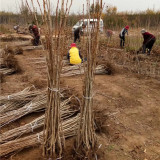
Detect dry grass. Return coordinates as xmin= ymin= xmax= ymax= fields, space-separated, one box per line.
xmin=4 ymin=46 xmax=14 ymax=54
xmin=104 ymin=62 xmax=116 ymax=75
xmin=30 ymin=78 xmax=47 ymax=89
xmin=152 ymin=46 xmax=160 ymax=56
xmin=3 ymin=54 xmax=21 ymax=73
xmin=1 ymin=46 xmax=21 ymax=73
xmin=2 ymin=46 xmax=23 ymax=55
xmin=14 ymin=47 xmax=23 ymax=55
xmin=98 ymin=31 xmax=160 ymax=79
xmin=94 ymin=109 xmax=108 ymax=134
xmin=20 ymin=74 xmax=29 ymax=82
xmin=96 ymin=59 xmax=116 ymax=75
xmin=0 ymin=24 xmax=12 ymax=34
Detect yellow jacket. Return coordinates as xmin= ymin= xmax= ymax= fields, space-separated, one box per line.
xmin=69 ymin=47 xmax=82 ymax=64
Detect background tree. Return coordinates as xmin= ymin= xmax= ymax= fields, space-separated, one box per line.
xmin=90 ymin=2 xmax=100 ymax=18
xmin=19 ymin=0 xmax=30 ymax=24
xmin=106 ymin=5 xmax=117 ymax=15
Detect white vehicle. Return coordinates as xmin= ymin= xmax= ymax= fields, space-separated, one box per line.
xmin=72 ymin=19 xmax=104 ymax=33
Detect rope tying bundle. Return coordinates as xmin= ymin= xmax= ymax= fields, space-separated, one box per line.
xmin=48 ymin=87 xmax=63 ymax=97
xmin=37 ymin=133 xmax=40 ymax=142
xmin=30 ymin=120 xmax=38 ymax=132
xmin=82 ymin=92 xmax=95 ymax=100
xmin=8 ymin=95 xmax=11 ymax=100
xmin=26 ymin=102 xmax=32 ymax=111
xmin=48 ymin=87 xmax=59 ymax=92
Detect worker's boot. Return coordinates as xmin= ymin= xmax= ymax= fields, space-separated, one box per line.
xmin=147 ymin=49 xmax=151 ymax=55
xmin=120 ymin=41 xmax=122 ymax=47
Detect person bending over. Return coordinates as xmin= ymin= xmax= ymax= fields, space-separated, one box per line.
xmin=29 ymin=24 xmax=40 ymax=46
xmin=139 ymin=29 xmax=156 ymax=55
xmin=74 ymin=24 xmax=86 ymax=43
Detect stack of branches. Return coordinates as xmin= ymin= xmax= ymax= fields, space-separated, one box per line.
xmin=30 ymin=59 xmax=114 ymax=76
xmin=0 ymin=94 xmax=47 ymax=127
xmin=0 ymin=86 xmax=42 ymax=105
xmin=0 ymin=46 xmax=21 ymax=76
xmin=61 ymin=64 xmax=114 ymax=77
xmin=0 ymin=100 xmax=31 ymax=114
xmin=0 ymin=34 xmax=30 ymax=42
xmin=0 ymin=96 xmax=79 ymax=144
xmin=0 ymin=114 xmax=80 ymax=157
xmin=0 ymin=88 xmax=78 ymax=128
xmin=28 ymin=58 xmax=69 ymax=67
xmin=22 ymin=45 xmax=43 ymax=51
xmin=0 ymin=86 xmax=72 ymax=112
xmin=0 ymin=86 xmax=80 ymax=157
xmin=7 ymin=41 xmax=31 ymax=48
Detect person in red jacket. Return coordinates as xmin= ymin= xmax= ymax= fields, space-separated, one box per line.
xmin=141 ymin=29 xmax=156 ymax=55
xmin=29 ymin=24 xmax=40 ymax=46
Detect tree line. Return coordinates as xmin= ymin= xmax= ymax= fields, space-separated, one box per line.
xmin=0 ymin=5 xmax=160 ymax=29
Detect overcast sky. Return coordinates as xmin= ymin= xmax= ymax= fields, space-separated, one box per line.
xmin=0 ymin=0 xmax=160 ymax=13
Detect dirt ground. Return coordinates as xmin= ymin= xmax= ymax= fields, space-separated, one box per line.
xmin=0 ymin=34 xmax=160 ymax=160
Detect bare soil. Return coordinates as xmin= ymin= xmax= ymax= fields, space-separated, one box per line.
xmin=0 ymin=34 xmax=160 ymax=160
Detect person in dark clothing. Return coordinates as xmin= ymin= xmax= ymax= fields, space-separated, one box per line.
xmin=119 ymin=25 xmax=129 ymax=47
xmin=74 ymin=24 xmax=86 ymax=43
xmin=29 ymin=24 xmax=40 ymax=46
xmin=140 ymin=29 xmax=156 ymax=55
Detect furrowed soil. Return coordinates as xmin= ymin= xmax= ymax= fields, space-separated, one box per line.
xmin=0 ymin=34 xmax=160 ymax=160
